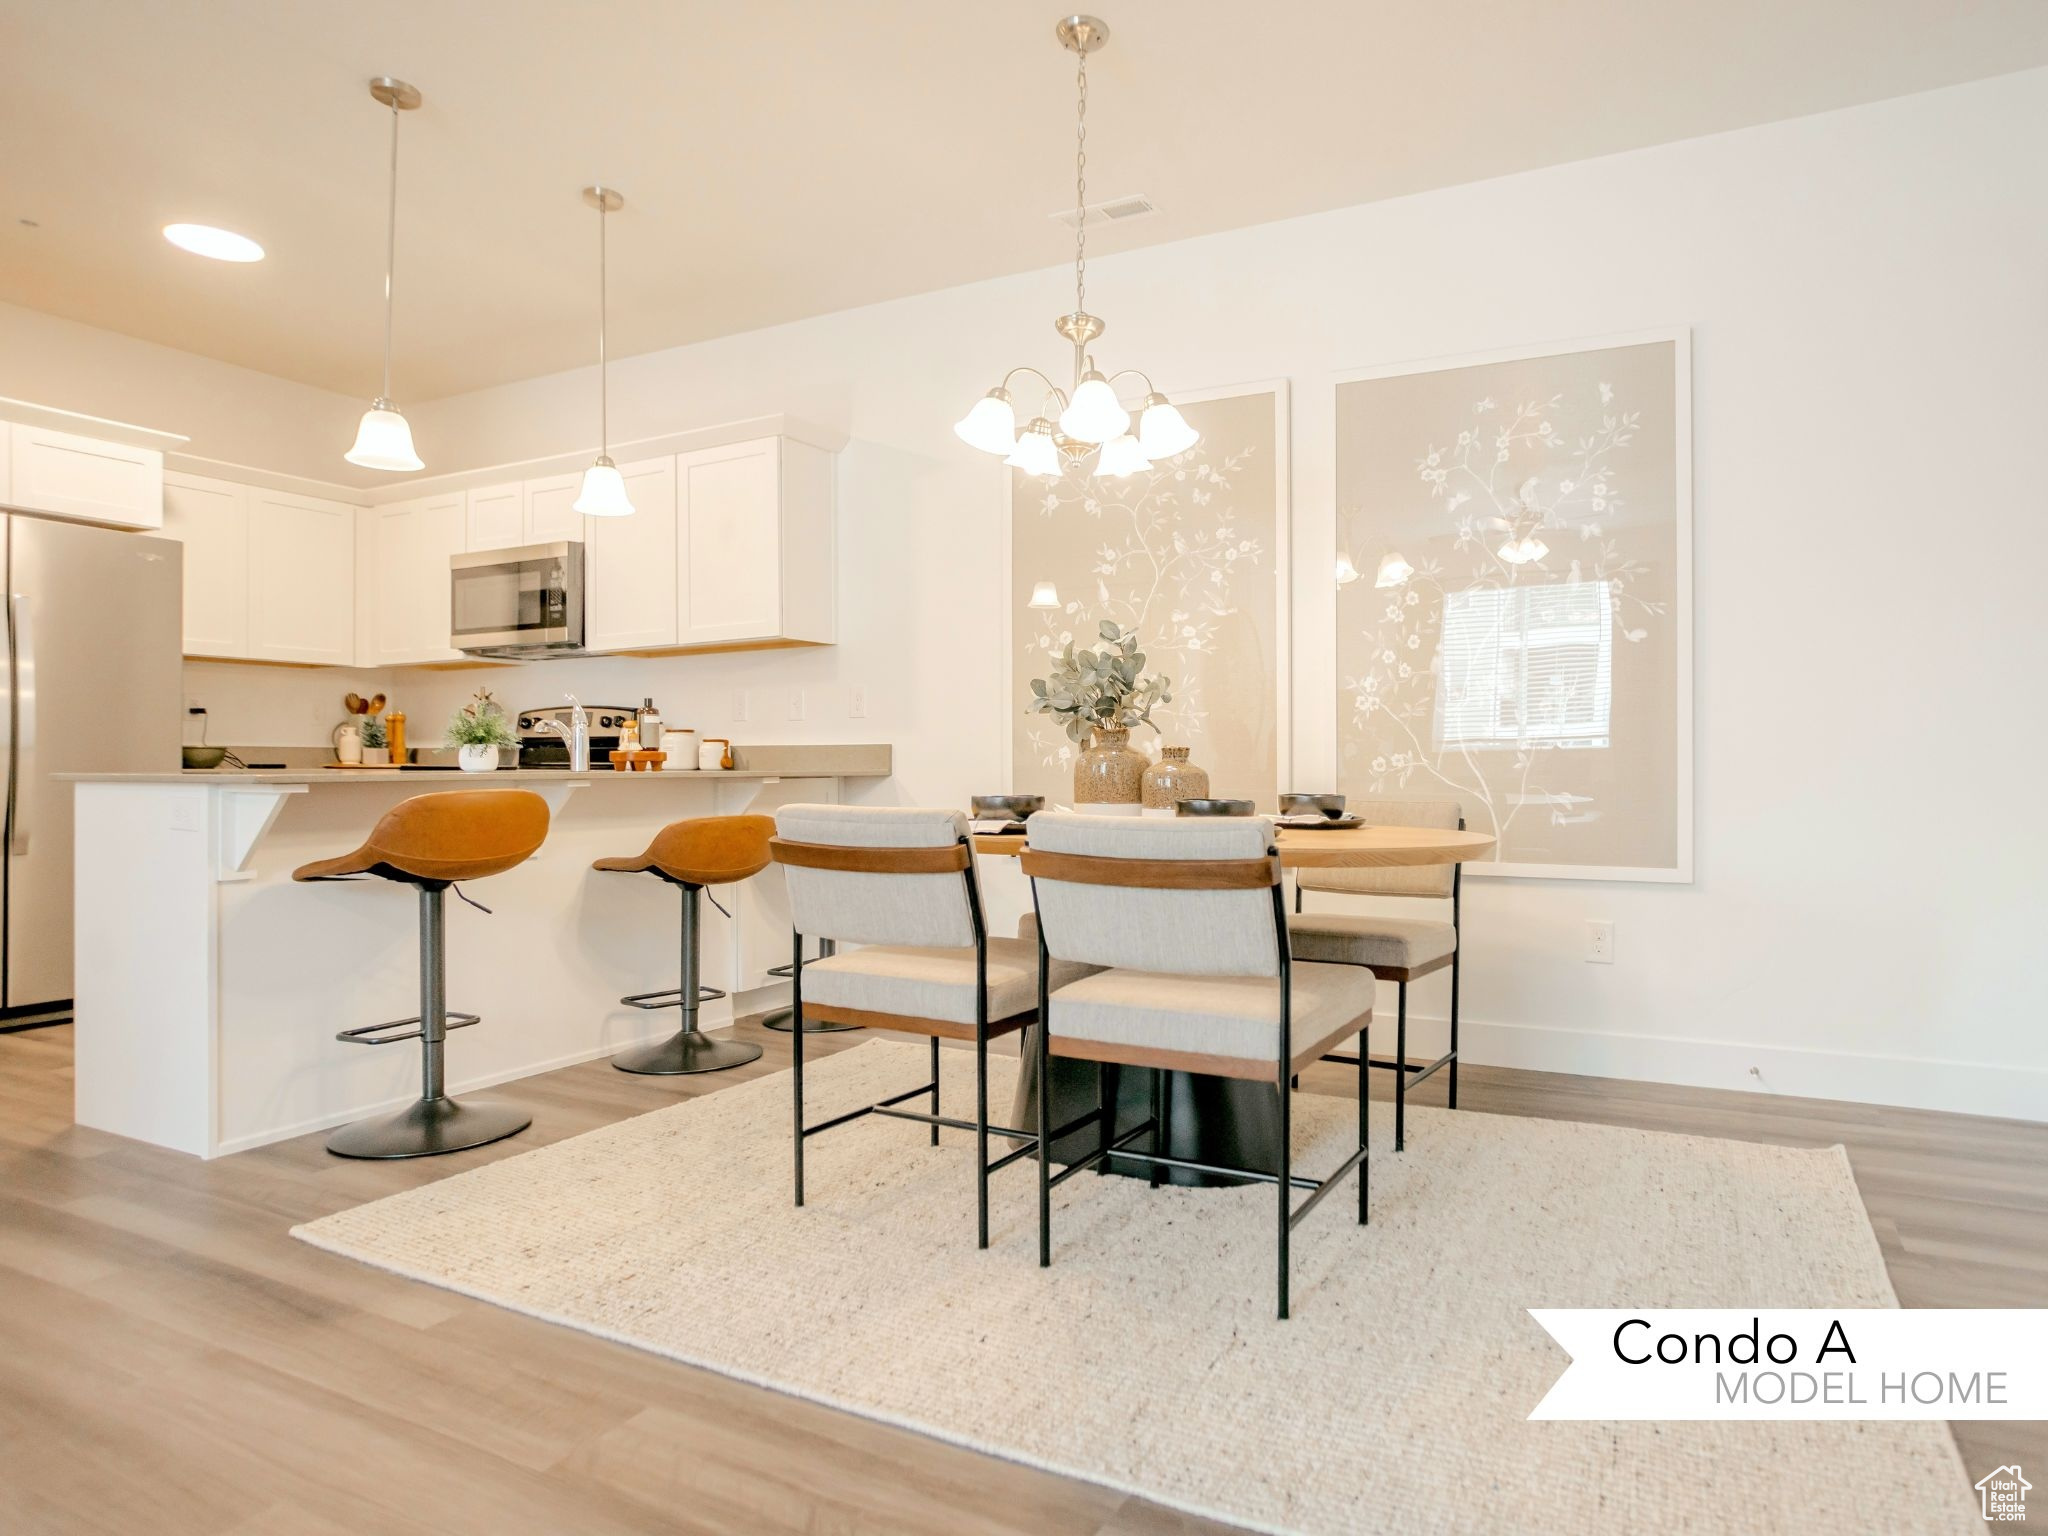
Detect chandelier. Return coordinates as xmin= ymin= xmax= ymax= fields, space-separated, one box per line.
xmin=954 ymin=14 xmax=1197 ymax=478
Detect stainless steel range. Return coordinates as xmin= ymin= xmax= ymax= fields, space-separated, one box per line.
xmin=515 ymin=704 xmax=638 ymax=769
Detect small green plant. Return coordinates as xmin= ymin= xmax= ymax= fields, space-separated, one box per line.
xmin=1027 ymin=620 xmax=1172 ymax=743
xmin=358 ymin=713 xmax=387 ymax=749
xmin=446 ymin=688 xmax=515 ymax=749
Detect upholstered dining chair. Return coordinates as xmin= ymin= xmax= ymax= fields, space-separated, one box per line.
xmin=1022 ymin=812 xmax=1375 ymax=1320
xmin=770 ymin=805 xmax=1100 ymax=1248
xmin=1288 ymin=798 xmax=1463 ymax=1152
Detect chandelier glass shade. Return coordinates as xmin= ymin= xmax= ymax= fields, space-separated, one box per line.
xmin=956 ymin=15 xmax=1195 ymax=482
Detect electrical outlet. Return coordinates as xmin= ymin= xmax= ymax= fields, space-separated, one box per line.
xmin=788 ymin=688 xmax=806 ymax=721
xmin=731 ymin=690 xmax=750 ymax=723
xmin=168 ymin=798 xmax=202 ymax=833
xmin=1585 ymin=920 xmax=1615 ymax=964
xmin=848 ymin=686 xmax=867 ymax=719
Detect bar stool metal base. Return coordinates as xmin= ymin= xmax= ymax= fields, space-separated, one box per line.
xmin=613 ymin=1031 xmax=765 ymax=1075
xmin=761 ymin=942 xmax=861 ymax=1033
xmin=326 ymin=1095 xmax=532 ymax=1160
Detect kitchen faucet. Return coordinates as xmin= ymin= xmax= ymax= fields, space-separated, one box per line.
xmin=533 ymin=694 xmax=590 ymax=771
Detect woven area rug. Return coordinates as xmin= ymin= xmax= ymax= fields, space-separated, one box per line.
xmin=293 ymin=1040 xmax=1975 ymax=1535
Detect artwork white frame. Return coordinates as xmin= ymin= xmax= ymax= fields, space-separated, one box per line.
xmin=1332 ymin=328 xmax=1693 ymax=883
xmin=1002 ymin=378 xmax=1293 ymax=798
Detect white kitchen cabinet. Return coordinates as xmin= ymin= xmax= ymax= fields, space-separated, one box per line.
xmin=364 ymin=493 xmax=466 ymax=664
xmin=160 ymin=472 xmax=250 ymax=657
xmin=525 ymin=473 xmax=588 ymax=543
xmin=5 ymin=423 xmax=163 ymax=529
xmin=675 ymin=437 xmax=834 ymax=649
xmin=247 ymin=491 xmax=356 ymax=664
xmin=464 ymin=480 xmax=528 ymax=551
xmin=584 ymin=458 xmax=679 ymax=652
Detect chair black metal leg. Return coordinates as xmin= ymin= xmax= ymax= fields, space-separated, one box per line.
xmin=1395 ymin=981 xmax=1408 ymax=1153
xmin=1277 ymin=1072 xmax=1292 ymax=1321
xmin=1148 ymin=1069 xmax=1165 ymax=1189
xmin=1448 ymin=950 xmax=1461 ymax=1111
xmin=1036 ymin=1023 xmax=1052 ymax=1268
xmin=975 ymin=1024 xmax=990 ymax=1250
xmin=791 ymin=929 xmax=805 ymax=1208
xmin=1358 ymin=1025 xmax=1370 ymax=1225
xmin=930 ymin=1035 xmax=941 ymax=1147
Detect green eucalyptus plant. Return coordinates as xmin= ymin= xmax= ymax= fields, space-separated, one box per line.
xmin=446 ymin=688 xmax=516 ymax=749
xmin=357 ymin=713 xmax=387 ymax=749
xmin=1028 ymin=620 xmax=1173 ymax=744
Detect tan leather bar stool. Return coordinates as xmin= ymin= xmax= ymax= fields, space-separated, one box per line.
xmin=293 ymin=790 xmax=550 ymax=1160
xmin=593 ymin=814 xmax=774 ymax=1075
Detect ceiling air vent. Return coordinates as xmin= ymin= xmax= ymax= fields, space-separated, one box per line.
xmin=1050 ymin=194 xmax=1156 ymax=229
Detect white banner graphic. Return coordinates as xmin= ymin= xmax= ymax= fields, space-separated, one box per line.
xmin=1528 ymin=1309 xmax=2048 ymax=1420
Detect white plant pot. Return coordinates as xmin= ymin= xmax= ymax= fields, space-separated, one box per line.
xmin=363 ymin=747 xmax=391 ymax=766
xmin=458 ymin=744 xmax=500 ymax=773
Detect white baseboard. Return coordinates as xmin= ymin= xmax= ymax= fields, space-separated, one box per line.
xmin=1393 ymin=1011 xmax=2048 ymax=1124
xmin=211 ymin=1023 xmax=685 ymax=1158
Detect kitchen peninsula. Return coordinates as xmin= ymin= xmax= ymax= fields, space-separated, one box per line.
xmin=65 ymin=747 xmax=889 ymax=1157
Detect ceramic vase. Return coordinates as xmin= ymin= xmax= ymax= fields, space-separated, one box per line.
xmin=363 ymin=746 xmax=391 ymax=766
xmin=1141 ymin=745 xmax=1210 ymax=817
xmin=458 ymin=743 xmax=499 ymax=773
xmin=1073 ymin=726 xmax=1146 ymax=814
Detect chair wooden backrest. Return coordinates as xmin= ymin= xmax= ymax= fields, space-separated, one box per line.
xmin=770 ymin=805 xmax=981 ymax=948
xmin=1295 ymin=798 xmax=1462 ymax=899
xmin=1021 ymin=812 xmax=1284 ymax=978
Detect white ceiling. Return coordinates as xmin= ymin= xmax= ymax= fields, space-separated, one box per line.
xmin=5 ymin=0 xmax=2045 ymax=402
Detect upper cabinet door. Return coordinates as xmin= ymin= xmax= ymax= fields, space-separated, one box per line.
xmin=677 ymin=438 xmax=781 ymax=646
xmin=464 ymin=480 xmax=527 ymax=551
xmin=160 ymin=473 xmax=250 ymax=657
xmin=584 ymin=457 xmax=678 ymax=652
xmin=5 ymin=423 xmax=163 ymax=529
xmin=368 ymin=493 xmax=466 ymax=664
xmin=248 ymin=491 xmax=356 ymax=664
xmin=524 ymin=472 xmax=587 ymax=544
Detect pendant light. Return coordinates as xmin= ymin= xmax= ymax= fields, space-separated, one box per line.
xmin=1374 ymin=551 xmax=1414 ymax=587
xmin=345 ymin=77 xmax=425 ymax=472
xmin=572 ymin=186 xmax=634 ymax=517
xmin=954 ymin=15 xmax=1196 ymax=479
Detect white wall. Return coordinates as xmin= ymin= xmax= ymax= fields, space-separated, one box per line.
xmin=27 ymin=71 xmax=2048 ymax=1118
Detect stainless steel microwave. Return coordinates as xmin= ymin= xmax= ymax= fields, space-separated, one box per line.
xmin=450 ymin=540 xmax=586 ymax=657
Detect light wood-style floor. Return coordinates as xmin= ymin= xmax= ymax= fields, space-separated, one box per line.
xmin=1 ymin=1018 xmax=2040 ymax=1534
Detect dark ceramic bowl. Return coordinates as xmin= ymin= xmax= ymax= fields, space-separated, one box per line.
xmin=1278 ymin=792 xmax=1347 ymax=820
xmin=971 ymin=794 xmax=1045 ymax=822
xmin=182 ymin=746 xmax=227 ymax=770
xmin=1175 ymin=798 xmax=1258 ymax=817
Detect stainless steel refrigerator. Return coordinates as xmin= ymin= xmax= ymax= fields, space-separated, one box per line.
xmin=3 ymin=513 xmax=182 ymax=1024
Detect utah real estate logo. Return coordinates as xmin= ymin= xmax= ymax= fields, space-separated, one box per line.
xmin=1976 ymin=1465 xmax=2030 ymax=1523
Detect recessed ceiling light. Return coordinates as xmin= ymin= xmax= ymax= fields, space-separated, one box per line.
xmin=163 ymin=223 xmax=264 ymax=262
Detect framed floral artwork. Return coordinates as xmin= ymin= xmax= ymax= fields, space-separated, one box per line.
xmin=1008 ymin=381 xmax=1291 ymax=806
xmin=1335 ymin=331 xmax=1693 ymax=881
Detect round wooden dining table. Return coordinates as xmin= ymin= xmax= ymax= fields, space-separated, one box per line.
xmin=983 ymin=819 xmax=1496 ymax=1185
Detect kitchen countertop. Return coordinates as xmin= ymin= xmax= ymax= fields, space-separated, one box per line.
xmin=60 ymin=742 xmax=893 ymax=786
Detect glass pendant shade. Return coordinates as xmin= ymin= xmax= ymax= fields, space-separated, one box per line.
xmin=1028 ymin=580 xmax=1061 ymax=609
xmin=1005 ymin=420 xmax=1062 ymax=478
xmin=1374 ymin=551 xmax=1414 ymax=587
xmin=1059 ymin=371 xmax=1130 ymax=444
xmin=955 ymin=390 xmax=1018 ymax=455
xmin=1498 ymin=535 xmax=1549 ymax=566
xmin=344 ymin=405 xmax=423 ymax=472
xmin=1095 ymin=434 xmax=1151 ymax=478
xmin=1136 ymin=395 xmax=1199 ymax=459
xmin=1334 ymin=552 xmax=1361 ymax=586
xmin=573 ymin=457 xmax=635 ymax=517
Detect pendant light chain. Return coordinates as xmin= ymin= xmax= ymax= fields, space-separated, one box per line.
xmin=382 ymin=98 xmax=400 ymax=403
xmin=1073 ymin=45 xmax=1088 ymax=319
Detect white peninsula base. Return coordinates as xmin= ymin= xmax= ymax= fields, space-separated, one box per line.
xmin=68 ymin=763 xmax=884 ymax=1157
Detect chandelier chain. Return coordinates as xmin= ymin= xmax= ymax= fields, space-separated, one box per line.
xmin=1073 ymin=44 xmax=1087 ymax=317
xmin=382 ymin=98 xmax=399 ymax=403
xmin=598 ymin=196 xmax=608 ymax=454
